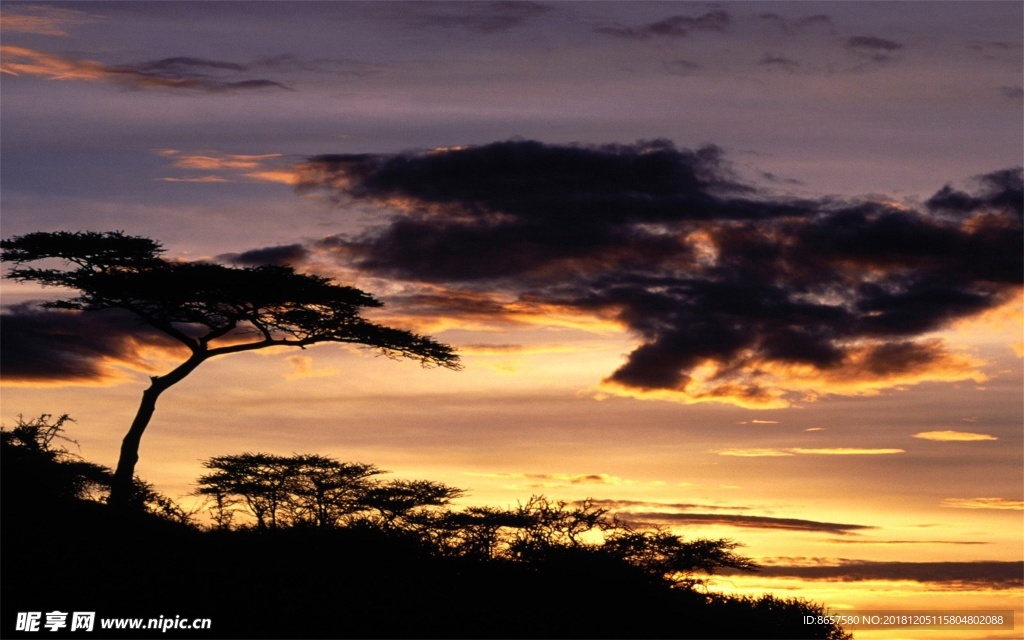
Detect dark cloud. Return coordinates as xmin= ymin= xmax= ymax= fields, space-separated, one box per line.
xmin=596 ymin=11 xmax=730 ymax=40
xmin=759 ymin=13 xmax=836 ymax=35
xmin=1 ymin=46 xmax=293 ymax=93
xmin=107 ymin=56 xmax=293 ymax=93
xmin=925 ymin=167 xmax=1023 ymax=218
xmin=0 ymin=303 xmax=176 ymax=382
xmin=586 ymin=498 xmax=750 ymax=512
xmin=759 ymin=54 xmax=800 ymax=70
xmin=217 ymin=244 xmax=309 ymax=267
xmin=999 ymin=85 xmax=1023 ymax=100
xmin=846 ymin=36 xmax=904 ymax=52
xmin=664 ymin=59 xmax=702 ymax=76
xmin=620 ymin=512 xmax=873 ymax=534
xmin=721 ymin=560 xmax=1024 ymax=589
xmin=793 ymin=15 xmax=836 ymax=32
xmin=967 ymin=40 xmax=1018 ymax=52
xmin=249 ymin=54 xmax=379 ymax=78
xmin=137 ymin=57 xmax=246 ymax=74
xmin=844 ymin=36 xmax=904 ymax=68
xmin=291 ymin=140 xmax=1022 ymax=405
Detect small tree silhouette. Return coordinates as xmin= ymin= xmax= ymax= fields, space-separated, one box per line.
xmin=197 ymin=452 xmax=384 ymax=529
xmin=1 ymin=231 xmax=460 ymax=509
xmin=362 ymin=478 xmax=465 ymax=529
xmin=602 ymin=527 xmax=758 ymax=588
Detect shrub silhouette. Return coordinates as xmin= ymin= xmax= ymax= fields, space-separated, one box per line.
xmin=3 ymin=428 xmax=851 ymax=639
xmin=1 ymin=414 xmax=110 ymax=506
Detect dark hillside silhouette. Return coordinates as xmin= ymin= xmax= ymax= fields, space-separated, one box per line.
xmin=0 ymin=231 xmax=460 ymax=509
xmin=2 ymin=417 xmax=851 ymax=639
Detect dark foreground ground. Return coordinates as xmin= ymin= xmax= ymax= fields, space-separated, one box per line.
xmin=3 ymin=499 xmax=850 ymax=640
xmin=1 ymin=429 xmax=849 ymax=640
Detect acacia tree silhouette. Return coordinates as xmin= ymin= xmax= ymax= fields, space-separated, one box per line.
xmin=0 ymin=231 xmax=460 ymax=510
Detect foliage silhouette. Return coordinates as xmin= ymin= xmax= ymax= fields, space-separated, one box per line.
xmin=3 ymin=421 xmax=851 ymax=639
xmin=0 ymin=231 xmax=460 ymax=509
xmin=362 ymin=478 xmax=465 ymax=529
xmin=0 ymin=413 xmax=194 ymax=521
xmin=195 ymin=453 xmax=757 ymax=590
xmin=197 ymin=453 xmax=385 ymax=529
xmin=0 ymin=414 xmax=110 ymax=505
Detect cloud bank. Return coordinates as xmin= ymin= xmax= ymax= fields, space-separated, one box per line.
xmin=285 ymin=140 xmax=1021 ymax=408
xmin=8 ymin=141 xmax=1020 ymax=403
xmin=0 ymin=303 xmax=178 ymax=384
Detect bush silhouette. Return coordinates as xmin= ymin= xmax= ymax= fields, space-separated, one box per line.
xmin=3 ymin=423 xmax=851 ymax=639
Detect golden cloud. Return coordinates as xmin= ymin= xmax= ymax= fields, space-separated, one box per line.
xmin=283 ymin=355 xmax=337 ymax=380
xmin=718 ymin=447 xmax=904 ymax=457
xmin=0 ymin=45 xmax=107 ymax=80
xmin=172 ymin=153 xmax=282 ymax=171
xmin=788 ymin=448 xmax=906 ymax=455
xmin=467 ymin=471 xmax=626 ymax=486
xmin=945 ymin=292 xmax=1024 ymax=356
xmin=0 ymin=6 xmax=99 ymax=36
xmin=717 ymin=448 xmax=795 ymax=457
xmin=940 ymin=498 xmax=1024 ymax=510
xmin=912 ymin=430 xmax=999 ymax=442
xmin=155 ymin=176 xmax=231 ymax=184
xmin=154 ymin=149 xmax=305 ymax=185
xmin=600 ymin=338 xmax=986 ymax=409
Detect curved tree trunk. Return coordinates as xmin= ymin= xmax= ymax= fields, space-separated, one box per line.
xmin=108 ymin=353 xmax=206 ymax=511
xmin=108 ymin=383 xmax=166 ymax=510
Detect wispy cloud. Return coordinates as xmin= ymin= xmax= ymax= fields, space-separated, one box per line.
xmin=846 ymin=36 xmax=904 ymax=52
xmin=283 ymin=355 xmax=336 ymax=380
xmin=941 ymin=497 xmax=1024 ymax=510
xmin=723 ymin=559 xmax=1024 ymax=589
xmin=759 ymin=54 xmax=800 ymax=71
xmin=586 ymin=498 xmax=751 ymax=513
xmin=621 ymin=512 xmax=873 ymax=535
xmin=913 ymin=430 xmax=999 ymax=442
xmin=0 ymin=5 xmax=99 ymax=36
xmin=155 ymin=176 xmax=230 ymax=184
xmin=468 ymin=471 xmax=626 ymax=487
xmin=828 ymin=538 xmax=988 ymax=545
xmin=398 ymin=1 xmax=552 ymax=33
xmin=0 ymin=46 xmax=292 ymax=93
xmin=155 ymin=149 xmax=301 ymax=185
xmin=758 ymin=13 xmax=837 ymax=36
xmin=718 ymin=448 xmax=905 ymax=457
xmin=596 ymin=11 xmax=730 ymax=40
xmin=845 ymin=35 xmax=905 ymax=68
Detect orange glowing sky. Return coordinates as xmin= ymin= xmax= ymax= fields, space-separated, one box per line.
xmin=1 ymin=3 xmax=1021 ymax=638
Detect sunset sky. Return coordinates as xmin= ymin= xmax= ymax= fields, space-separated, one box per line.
xmin=1 ymin=2 xmax=1022 ymax=637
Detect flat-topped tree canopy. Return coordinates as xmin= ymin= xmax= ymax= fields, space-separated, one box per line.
xmin=1 ymin=230 xmax=460 ymax=509
xmin=1 ymin=230 xmax=459 ymax=365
